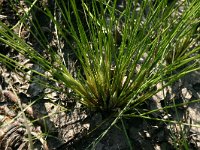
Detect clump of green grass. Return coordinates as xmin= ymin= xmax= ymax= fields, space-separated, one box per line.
xmin=0 ymin=0 xmax=200 ymax=149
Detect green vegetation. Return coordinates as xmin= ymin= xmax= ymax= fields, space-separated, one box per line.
xmin=0 ymin=0 xmax=200 ymax=149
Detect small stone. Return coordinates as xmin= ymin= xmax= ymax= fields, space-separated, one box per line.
xmin=181 ymin=88 xmax=192 ymax=100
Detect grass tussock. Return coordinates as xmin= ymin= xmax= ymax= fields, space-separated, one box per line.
xmin=0 ymin=0 xmax=200 ymax=149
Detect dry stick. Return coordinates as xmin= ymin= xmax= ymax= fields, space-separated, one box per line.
xmin=3 ymin=90 xmax=34 ymax=118
xmin=6 ymin=84 xmax=34 ymax=150
xmin=3 ymin=89 xmax=49 ymax=150
xmin=54 ymin=2 xmax=67 ymax=67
